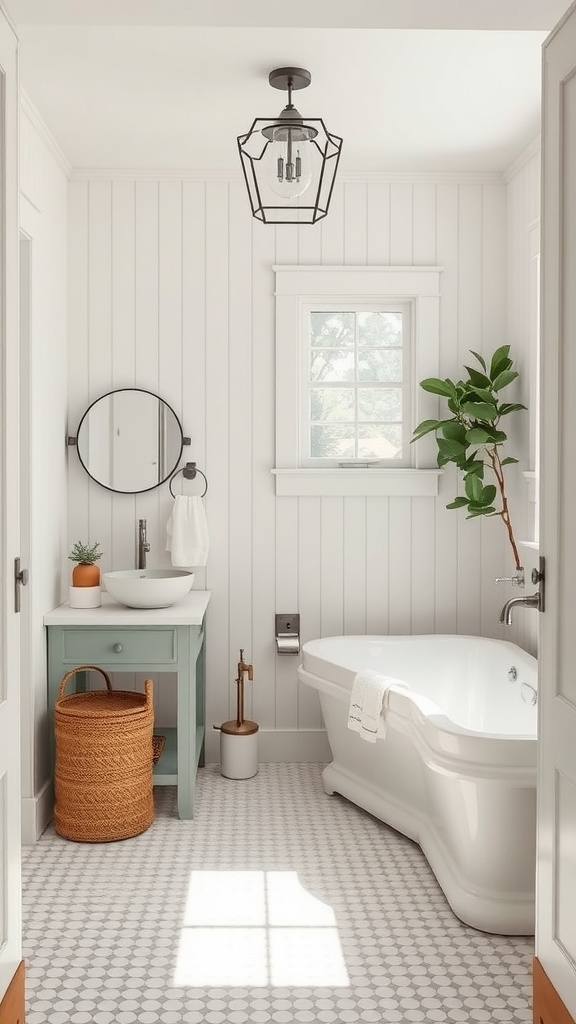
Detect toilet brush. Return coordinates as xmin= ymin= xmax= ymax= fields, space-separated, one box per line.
xmin=214 ymin=649 xmax=258 ymax=779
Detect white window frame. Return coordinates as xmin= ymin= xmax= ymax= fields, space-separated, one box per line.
xmin=273 ymin=265 xmax=443 ymax=497
xmin=300 ymin=301 xmax=413 ymax=468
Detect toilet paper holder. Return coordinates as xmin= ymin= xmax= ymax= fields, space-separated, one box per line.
xmin=275 ymin=613 xmax=300 ymax=656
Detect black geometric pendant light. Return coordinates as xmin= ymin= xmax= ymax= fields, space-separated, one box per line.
xmin=237 ymin=67 xmax=343 ymax=225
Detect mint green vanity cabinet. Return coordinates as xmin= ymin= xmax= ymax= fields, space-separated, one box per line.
xmin=44 ymin=591 xmax=211 ymax=820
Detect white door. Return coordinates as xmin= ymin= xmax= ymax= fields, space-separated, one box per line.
xmin=538 ymin=1 xmax=576 ymax=1015
xmin=0 ymin=3 xmax=20 ymax=1006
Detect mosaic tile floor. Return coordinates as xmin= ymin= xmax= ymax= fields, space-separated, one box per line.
xmin=22 ymin=763 xmax=534 ymax=1023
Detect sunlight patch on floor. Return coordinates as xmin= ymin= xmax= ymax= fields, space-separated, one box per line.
xmin=174 ymin=869 xmax=350 ymax=987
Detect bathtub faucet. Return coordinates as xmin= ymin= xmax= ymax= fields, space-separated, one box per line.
xmin=499 ymin=591 xmax=540 ymax=625
xmin=499 ymin=558 xmax=545 ymax=625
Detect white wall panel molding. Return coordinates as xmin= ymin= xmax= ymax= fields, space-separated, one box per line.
xmin=20 ymin=91 xmax=72 ymax=177
xmin=272 ymin=469 xmax=442 ymax=497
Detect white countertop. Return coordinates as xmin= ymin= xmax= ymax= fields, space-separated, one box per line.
xmin=44 ymin=590 xmax=211 ymax=626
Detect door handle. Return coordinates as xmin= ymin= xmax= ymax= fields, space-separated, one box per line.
xmin=14 ymin=556 xmax=29 ymax=613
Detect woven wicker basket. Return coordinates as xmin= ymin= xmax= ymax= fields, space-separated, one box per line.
xmin=54 ymin=665 xmax=155 ymax=843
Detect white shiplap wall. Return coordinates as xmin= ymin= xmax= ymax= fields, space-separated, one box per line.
xmin=67 ymin=173 xmax=523 ymax=761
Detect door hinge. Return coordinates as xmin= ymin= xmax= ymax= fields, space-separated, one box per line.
xmin=14 ymin=556 xmax=29 ymax=613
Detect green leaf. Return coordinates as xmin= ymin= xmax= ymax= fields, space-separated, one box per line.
xmin=466 ymin=506 xmax=496 ymax=518
xmin=492 ymin=369 xmax=519 ymax=392
xmin=481 ymin=484 xmax=497 ymax=505
xmin=465 ymin=474 xmax=484 ymax=502
xmin=498 ymin=402 xmax=527 ymax=415
xmin=420 ymin=377 xmax=455 ymax=398
xmin=465 ymin=385 xmax=497 ymax=403
xmin=465 ymin=427 xmax=492 ymax=444
xmin=487 ymin=429 xmax=508 ymax=443
xmin=489 ymin=345 xmax=511 ymax=380
xmin=461 ymin=401 xmax=498 ymax=422
xmin=470 ymin=350 xmax=487 ymax=371
xmin=411 ymin=418 xmax=444 ymax=441
xmin=440 ymin=421 xmax=467 ymax=443
xmin=463 ymin=459 xmax=485 ymax=478
xmin=437 ymin=437 xmax=467 ymax=459
xmin=464 ymin=366 xmax=492 ymax=389
xmin=501 ymin=456 xmax=519 ymax=466
xmin=446 ymin=497 xmax=469 ymax=509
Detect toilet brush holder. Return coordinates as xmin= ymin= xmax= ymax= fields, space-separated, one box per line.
xmin=218 ymin=721 xmax=259 ymax=780
xmin=216 ymin=647 xmax=258 ymax=779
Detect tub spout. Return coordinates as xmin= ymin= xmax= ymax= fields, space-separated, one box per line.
xmin=499 ymin=592 xmax=541 ymax=625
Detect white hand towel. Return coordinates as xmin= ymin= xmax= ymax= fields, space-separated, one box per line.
xmin=348 ymin=670 xmax=409 ymax=742
xmin=166 ymin=495 xmax=209 ymax=567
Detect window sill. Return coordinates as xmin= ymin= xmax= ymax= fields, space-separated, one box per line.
xmin=271 ymin=468 xmax=442 ymax=497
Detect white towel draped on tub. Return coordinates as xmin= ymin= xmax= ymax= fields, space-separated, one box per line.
xmin=166 ymin=495 xmax=209 ymax=567
xmin=348 ymin=670 xmax=410 ymax=742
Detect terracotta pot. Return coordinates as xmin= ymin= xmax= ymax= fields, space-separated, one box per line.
xmin=72 ymin=562 xmax=101 ymax=588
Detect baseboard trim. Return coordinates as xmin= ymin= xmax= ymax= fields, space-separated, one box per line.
xmin=21 ymin=779 xmax=53 ymax=844
xmin=0 ymin=961 xmax=24 ymax=1024
xmin=204 ymin=728 xmax=331 ymax=765
xmin=533 ymin=957 xmax=576 ymax=1024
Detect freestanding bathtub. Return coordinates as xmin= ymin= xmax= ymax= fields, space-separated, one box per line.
xmin=298 ymin=634 xmax=538 ymax=935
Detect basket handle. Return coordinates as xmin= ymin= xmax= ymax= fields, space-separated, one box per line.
xmin=144 ymin=679 xmax=153 ymax=708
xmin=58 ymin=665 xmax=113 ymax=702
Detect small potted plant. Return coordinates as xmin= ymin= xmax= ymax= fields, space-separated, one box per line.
xmin=68 ymin=541 xmax=103 ymax=607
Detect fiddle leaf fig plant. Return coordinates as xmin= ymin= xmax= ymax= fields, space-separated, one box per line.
xmin=411 ymin=346 xmax=526 ymax=570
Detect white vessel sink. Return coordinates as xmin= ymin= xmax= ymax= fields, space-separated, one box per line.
xmin=103 ymin=569 xmax=195 ymax=608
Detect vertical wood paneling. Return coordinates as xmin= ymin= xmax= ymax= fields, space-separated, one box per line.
xmin=66 ymin=170 xmax=538 ymax=756
xmin=344 ymin=183 xmax=367 ymax=264
xmin=366 ymin=498 xmax=389 ymax=635
xmin=250 ymin=220 xmax=277 ymax=735
xmin=456 ymin=185 xmax=484 ymax=636
xmin=434 ymin=186 xmax=460 ymax=633
xmin=411 ymin=497 xmax=436 ymax=635
xmin=389 ymin=183 xmax=413 ymax=264
xmin=320 ymin=497 xmax=344 ymax=637
xmin=388 ymin=497 xmax=412 ymax=634
xmin=321 ymin=181 xmax=344 ymax=263
xmin=367 ymin=183 xmax=390 ymax=265
xmin=297 ymin=497 xmax=322 ymax=728
xmin=110 ymin=181 xmax=137 ymax=590
xmin=343 ymin=497 xmax=367 ymax=634
xmin=205 ymin=182 xmax=230 ymax=726
xmin=228 ymin=181 xmax=254 ymax=719
xmin=134 ymin=182 xmax=161 ymax=569
xmin=87 ymin=181 xmax=113 ymax=567
xmin=67 ymin=181 xmax=90 ymax=558
xmin=182 ymin=181 xmax=207 ymax=591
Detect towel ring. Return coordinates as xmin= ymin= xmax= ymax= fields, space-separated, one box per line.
xmin=169 ymin=462 xmax=208 ymax=499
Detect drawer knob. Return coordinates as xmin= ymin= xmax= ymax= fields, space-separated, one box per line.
xmin=113 ymin=643 xmax=123 ymax=653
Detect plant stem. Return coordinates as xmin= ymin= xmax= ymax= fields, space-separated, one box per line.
xmin=486 ymin=445 xmax=521 ymax=570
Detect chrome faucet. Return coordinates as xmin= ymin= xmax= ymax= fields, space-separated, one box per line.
xmin=499 ymin=558 xmax=545 ymax=625
xmin=138 ymin=518 xmax=150 ymax=570
xmin=499 ymin=591 xmax=541 ymax=625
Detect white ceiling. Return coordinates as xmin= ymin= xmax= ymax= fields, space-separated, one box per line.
xmin=8 ymin=0 xmax=563 ymax=173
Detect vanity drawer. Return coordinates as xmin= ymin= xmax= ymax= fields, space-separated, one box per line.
xmin=61 ymin=628 xmax=177 ymax=666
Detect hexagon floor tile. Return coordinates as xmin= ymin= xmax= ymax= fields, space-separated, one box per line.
xmin=22 ymin=764 xmax=533 ymax=1023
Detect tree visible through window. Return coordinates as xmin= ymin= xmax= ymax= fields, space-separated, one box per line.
xmin=304 ymin=305 xmax=409 ymax=464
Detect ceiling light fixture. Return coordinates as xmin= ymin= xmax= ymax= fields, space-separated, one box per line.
xmin=237 ymin=66 xmax=343 ymax=225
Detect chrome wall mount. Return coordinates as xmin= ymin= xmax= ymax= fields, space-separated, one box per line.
xmin=275 ymin=613 xmax=300 ymax=655
xmin=169 ymin=462 xmax=208 ymax=498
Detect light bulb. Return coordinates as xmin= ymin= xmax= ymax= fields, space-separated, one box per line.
xmin=266 ymin=128 xmax=313 ymax=199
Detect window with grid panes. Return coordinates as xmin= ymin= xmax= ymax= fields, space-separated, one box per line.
xmin=301 ymin=304 xmax=412 ymax=466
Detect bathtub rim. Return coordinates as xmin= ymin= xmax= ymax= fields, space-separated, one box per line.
xmin=299 ymin=665 xmax=537 ymax=780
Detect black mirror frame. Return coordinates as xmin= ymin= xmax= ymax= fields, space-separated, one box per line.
xmin=73 ymin=387 xmax=185 ymax=495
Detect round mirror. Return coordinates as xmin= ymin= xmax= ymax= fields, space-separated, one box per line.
xmin=75 ymin=389 xmax=184 ymax=494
